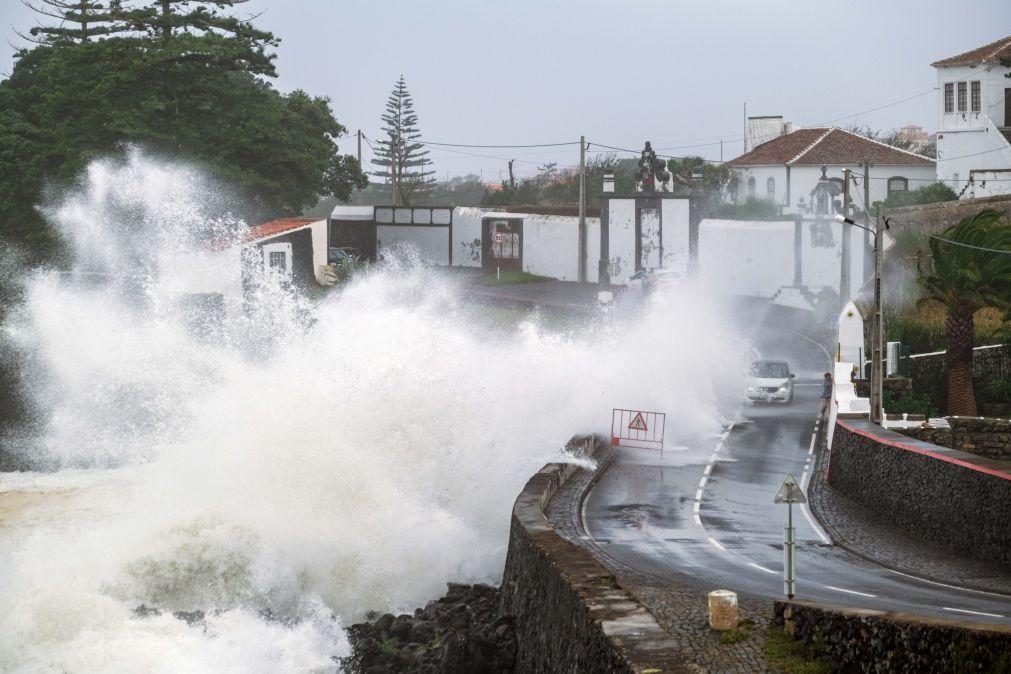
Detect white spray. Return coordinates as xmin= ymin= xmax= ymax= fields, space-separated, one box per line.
xmin=0 ymin=151 xmax=750 ymax=673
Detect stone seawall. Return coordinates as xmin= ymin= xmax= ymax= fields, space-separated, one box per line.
xmin=499 ymin=437 xmax=688 ymax=673
xmin=829 ymin=419 xmax=1011 ymax=567
xmin=774 ymin=600 xmax=1011 ymax=673
xmin=896 ymin=416 xmax=1011 ymax=462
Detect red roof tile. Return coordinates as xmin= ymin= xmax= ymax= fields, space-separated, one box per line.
xmin=244 ymin=217 xmax=318 ymax=242
xmin=728 ymin=128 xmax=934 ymax=167
xmin=931 ymin=35 xmax=1011 ymax=67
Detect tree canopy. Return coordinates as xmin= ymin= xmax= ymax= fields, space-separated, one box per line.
xmin=1 ymin=1 xmax=366 ymax=261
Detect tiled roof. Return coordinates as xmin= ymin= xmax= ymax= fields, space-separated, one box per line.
xmin=244 ymin=217 xmax=318 ymax=242
xmin=728 ymin=128 xmax=934 ymax=167
xmin=931 ymin=35 xmax=1011 ymax=67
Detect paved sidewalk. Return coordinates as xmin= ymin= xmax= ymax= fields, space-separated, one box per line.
xmin=809 ymin=424 xmax=1011 ymax=595
xmin=546 ymin=447 xmax=779 ymax=674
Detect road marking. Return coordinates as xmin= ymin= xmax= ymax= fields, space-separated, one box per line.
xmin=825 ymin=585 xmax=877 ymax=598
xmin=694 ymin=488 xmax=704 ymax=501
xmin=698 ymin=476 xmax=708 ymax=490
xmin=707 ymin=537 xmax=726 ymax=552
xmin=942 ymin=607 xmax=1004 ymax=618
xmin=799 ymin=463 xmax=832 ymax=545
xmin=885 ymin=569 xmax=1011 ymax=598
xmin=703 ymin=464 xmax=712 ymax=476
xmin=693 ymin=513 xmax=702 ymax=526
xmin=789 ymin=329 xmax=833 ymax=362
xmin=747 ymin=562 xmax=777 ymax=574
xmin=692 ymin=501 xmax=700 ymax=514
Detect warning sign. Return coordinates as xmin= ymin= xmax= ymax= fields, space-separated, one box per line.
xmin=611 ymin=408 xmax=666 ymax=452
xmin=628 ymin=412 xmax=648 ymax=432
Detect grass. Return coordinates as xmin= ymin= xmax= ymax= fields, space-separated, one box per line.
xmin=483 ymin=270 xmax=553 ymax=285
xmin=886 ymin=302 xmax=1006 ymax=355
xmin=762 ymin=628 xmax=831 ymax=674
xmin=718 ymin=628 xmax=749 ymax=645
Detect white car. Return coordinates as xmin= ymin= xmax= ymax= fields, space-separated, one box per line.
xmin=746 ymin=360 xmax=795 ymax=404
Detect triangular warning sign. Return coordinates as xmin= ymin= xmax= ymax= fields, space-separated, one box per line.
xmin=774 ymin=473 xmax=807 ymax=504
xmin=628 ymin=412 xmax=648 ymax=432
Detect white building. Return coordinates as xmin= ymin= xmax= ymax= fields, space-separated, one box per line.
xmin=932 ymin=35 xmax=1011 ymax=198
xmin=727 ymin=126 xmax=935 ymax=213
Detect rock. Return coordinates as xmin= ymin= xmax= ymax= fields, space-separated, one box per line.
xmin=409 ymin=620 xmax=436 ymax=644
xmin=373 ymin=613 xmax=395 ymax=633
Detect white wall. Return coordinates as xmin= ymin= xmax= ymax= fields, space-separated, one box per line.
xmin=661 ymin=199 xmax=690 ymax=277
xmin=452 ymin=207 xmax=484 ymax=267
xmin=731 ymin=166 xmax=786 ymax=205
xmin=968 ymin=169 xmax=1011 ymax=198
xmin=607 ymin=199 xmax=636 ymax=283
xmin=935 ymin=64 xmax=1011 ymax=193
xmin=377 ymin=225 xmax=449 ymax=265
xmin=522 ymin=215 xmax=578 ymax=281
xmin=698 ymin=219 xmax=795 ymax=297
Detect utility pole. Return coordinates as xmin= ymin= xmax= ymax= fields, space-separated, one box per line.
xmin=508 ymin=159 xmax=515 ymax=189
xmin=578 ymin=134 xmax=586 ymax=283
xmin=720 ymin=139 xmax=723 ymax=163
xmin=357 ymin=130 xmax=363 ymax=205
xmin=840 ymin=168 xmax=852 ymax=304
xmin=743 ymin=103 xmax=747 ymax=153
xmin=871 ymin=207 xmax=884 ymax=424
xmin=863 ymin=160 xmax=872 ymax=282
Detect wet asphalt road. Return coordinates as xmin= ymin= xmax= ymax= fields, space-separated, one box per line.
xmin=582 ymin=324 xmax=1011 ymax=625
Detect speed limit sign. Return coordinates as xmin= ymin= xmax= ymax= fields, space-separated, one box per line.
xmin=493 ymin=232 xmax=505 ymax=243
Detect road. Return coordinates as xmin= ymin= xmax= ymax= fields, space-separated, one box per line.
xmin=581 ymin=326 xmax=1011 ymax=625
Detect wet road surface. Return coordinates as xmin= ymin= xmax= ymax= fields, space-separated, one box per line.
xmin=582 ymin=327 xmax=1011 ymax=625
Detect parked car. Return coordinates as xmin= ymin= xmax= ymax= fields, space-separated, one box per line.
xmin=746 ymin=360 xmax=795 ymax=404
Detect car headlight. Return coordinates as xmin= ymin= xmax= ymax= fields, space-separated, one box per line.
xmin=778 ymin=385 xmax=789 ymax=392
xmin=747 ymin=386 xmax=757 ymax=392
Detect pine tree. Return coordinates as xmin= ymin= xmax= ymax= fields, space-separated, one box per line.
xmin=121 ymin=0 xmax=277 ymax=75
xmin=372 ymin=76 xmax=435 ymax=206
xmin=21 ymin=1 xmax=131 ymax=44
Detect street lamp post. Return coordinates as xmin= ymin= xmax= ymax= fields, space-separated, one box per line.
xmin=836 ymin=211 xmax=886 ymax=424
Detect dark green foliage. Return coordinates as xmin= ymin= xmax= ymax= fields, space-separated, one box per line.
xmin=877 ymin=181 xmax=957 ymax=211
xmin=882 ymin=390 xmax=936 ymax=418
xmin=711 ymin=196 xmax=784 ymax=221
xmin=0 ymin=4 xmax=366 ymax=260
xmin=23 ymin=1 xmax=131 ymax=44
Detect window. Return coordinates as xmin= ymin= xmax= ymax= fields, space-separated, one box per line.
xmin=887 ymin=176 xmax=908 ymax=197
xmin=729 ymin=178 xmax=739 ymax=203
xmin=766 ymin=176 xmax=775 ymax=199
xmin=957 ymin=82 xmax=967 ymax=112
xmin=268 ymin=251 xmax=287 ymax=271
xmin=971 ymin=81 xmax=981 ymax=112
xmin=944 ymin=83 xmax=954 ymax=113
xmin=747 ymin=176 xmax=756 ymax=198
xmin=953 ymin=172 xmax=960 ymax=191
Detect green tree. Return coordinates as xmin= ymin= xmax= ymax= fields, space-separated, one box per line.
xmin=0 ymin=8 xmax=365 ymax=258
xmin=21 ymin=0 xmax=130 ymax=44
xmin=371 ymin=76 xmax=435 ymax=206
xmin=917 ymin=209 xmax=1011 ymax=416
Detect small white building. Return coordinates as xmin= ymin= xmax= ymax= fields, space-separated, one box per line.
xmin=932 ymin=35 xmax=1011 ymax=198
xmin=727 ymin=126 xmax=936 ymax=213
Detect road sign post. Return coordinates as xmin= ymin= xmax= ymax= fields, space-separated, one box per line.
xmin=774 ymin=473 xmax=806 ymax=599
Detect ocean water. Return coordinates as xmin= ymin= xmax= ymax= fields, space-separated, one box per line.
xmin=0 ymin=151 xmax=749 ymax=673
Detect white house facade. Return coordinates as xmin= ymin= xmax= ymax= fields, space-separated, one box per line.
xmin=932 ymin=35 xmax=1011 ymax=198
xmin=727 ymin=127 xmax=936 ymax=214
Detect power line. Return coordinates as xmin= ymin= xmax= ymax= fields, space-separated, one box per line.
xmin=889 ymin=218 xmax=1011 ymax=255
xmin=419 ymin=140 xmax=580 ymax=149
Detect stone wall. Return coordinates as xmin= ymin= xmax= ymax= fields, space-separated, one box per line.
xmin=908 ymin=343 xmax=1010 ymax=418
xmin=829 ymin=419 xmax=1011 ymax=567
xmin=774 ymin=600 xmax=1011 ymax=673
xmin=896 ymin=416 xmax=1011 ymax=462
xmin=499 ymin=437 xmax=689 ymax=673
xmin=885 ymin=193 xmax=1011 ymax=234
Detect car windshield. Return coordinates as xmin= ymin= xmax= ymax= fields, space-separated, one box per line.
xmin=751 ymin=362 xmax=789 ymax=378
xmin=328 ymin=248 xmax=350 ymax=264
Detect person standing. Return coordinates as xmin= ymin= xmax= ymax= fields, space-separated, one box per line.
xmin=820 ymin=372 xmax=834 ymax=417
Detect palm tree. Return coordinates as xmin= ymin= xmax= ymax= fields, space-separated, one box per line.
xmin=917 ymin=209 xmax=1011 ymax=416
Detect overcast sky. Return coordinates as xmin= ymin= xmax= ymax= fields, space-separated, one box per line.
xmin=2 ymin=0 xmax=1009 ymax=181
